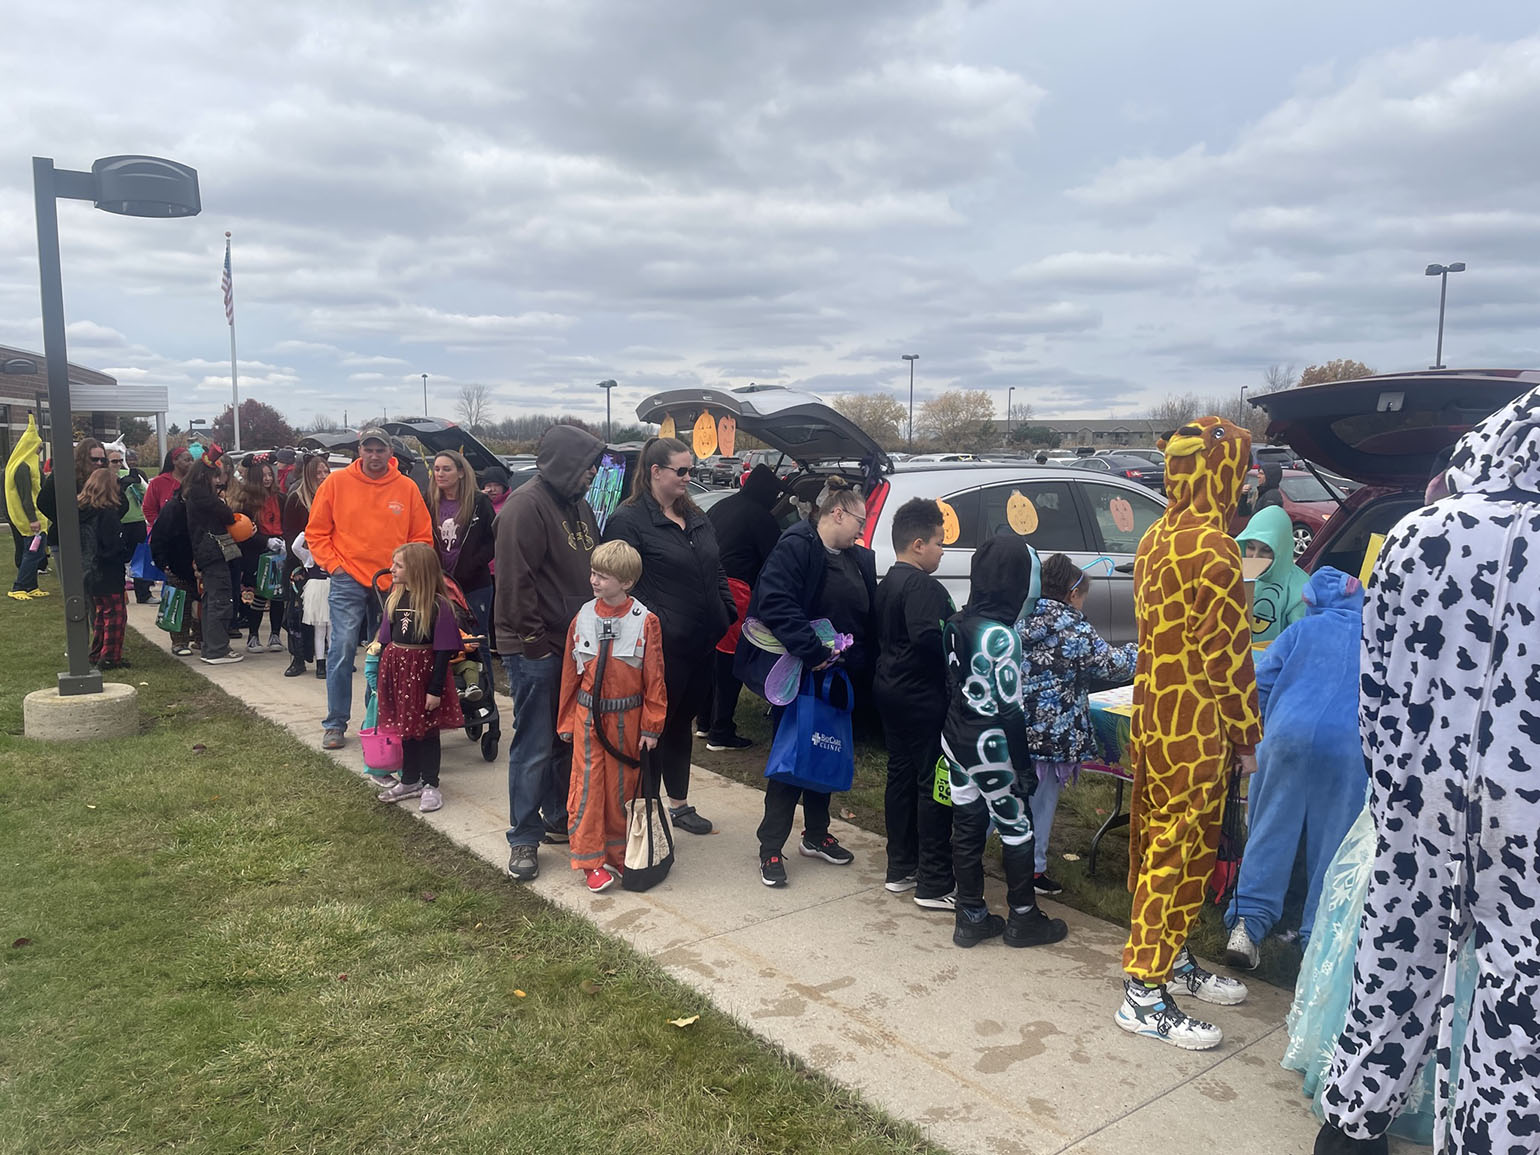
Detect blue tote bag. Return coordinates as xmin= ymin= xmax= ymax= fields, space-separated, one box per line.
xmin=763 ymin=669 xmax=855 ymax=794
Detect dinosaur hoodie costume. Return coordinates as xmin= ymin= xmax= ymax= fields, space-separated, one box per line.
xmin=1318 ymin=386 xmax=1540 ymax=1154
xmin=1224 ymin=567 xmax=1365 ymax=945
xmin=1234 ymin=504 xmax=1308 ymax=643
xmin=1124 ymin=416 xmax=1261 ymax=984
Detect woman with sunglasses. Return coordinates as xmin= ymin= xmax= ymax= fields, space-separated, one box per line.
xmin=35 ymin=438 xmax=112 ymax=551
xmin=603 ymin=436 xmax=736 ymax=836
xmin=1015 ymin=552 xmax=1137 ymax=897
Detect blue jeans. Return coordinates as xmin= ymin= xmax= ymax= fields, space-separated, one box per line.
xmin=464 ymin=584 xmax=493 ymax=642
xmin=1028 ymin=770 xmax=1064 ymax=875
xmin=323 ymin=571 xmax=378 ymax=733
xmin=503 ymin=652 xmax=572 ymax=848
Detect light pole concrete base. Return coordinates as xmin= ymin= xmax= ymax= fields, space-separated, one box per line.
xmin=23 ymin=682 xmax=139 ymax=741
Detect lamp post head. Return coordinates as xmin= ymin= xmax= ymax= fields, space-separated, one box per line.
xmin=597 ymin=379 xmax=617 ymax=389
xmin=1425 ymin=264 xmax=1444 ymax=276
xmin=902 ymin=354 xmax=918 ymax=363
xmin=89 ymin=156 xmax=200 ymax=217
xmin=1448 ymin=261 xmax=1466 ymax=273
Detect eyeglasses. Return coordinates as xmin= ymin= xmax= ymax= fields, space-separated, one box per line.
xmin=657 ymin=465 xmax=693 ymax=478
xmin=839 ymin=506 xmax=867 ymax=528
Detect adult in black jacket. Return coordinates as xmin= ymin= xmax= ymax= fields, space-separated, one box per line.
xmin=427 ymin=450 xmax=497 ymax=640
xmin=604 ymin=436 xmax=735 ymax=835
xmin=181 ymin=455 xmax=242 ymax=663
xmin=699 ymin=463 xmax=785 ymax=749
xmin=735 ymin=481 xmax=877 ymax=887
xmin=149 ymin=489 xmax=201 ymax=656
xmin=77 ymin=468 xmax=129 ymax=667
xmin=37 ymin=438 xmax=110 ymax=545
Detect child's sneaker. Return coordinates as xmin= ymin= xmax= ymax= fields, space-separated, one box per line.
xmin=1172 ymin=945 xmax=1248 ymax=1005
xmin=798 ymin=833 xmax=854 ymax=865
xmin=377 ymin=780 xmax=423 ymax=804
xmin=418 ymin=785 xmax=443 ymax=813
xmin=1115 ymin=978 xmax=1223 ymax=1050
xmin=1225 ymin=923 xmax=1260 ymax=971
xmin=584 ymin=866 xmax=616 ymax=893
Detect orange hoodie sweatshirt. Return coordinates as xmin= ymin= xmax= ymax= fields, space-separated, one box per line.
xmin=305 ymin=458 xmax=431 ymax=586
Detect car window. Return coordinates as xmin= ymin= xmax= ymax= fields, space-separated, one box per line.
xmin=935 ymin=488 xmax=982 ymax=549
xmin=1279 ymin=475 xmax=1339 ymax=502
xmin=1084 ymin=483 xmax=1163 ymax=553
xmin=972 ymin=481 xmax=1086 ymax=552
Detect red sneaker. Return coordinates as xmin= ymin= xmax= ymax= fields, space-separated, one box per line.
xmin=584 ymin=867 xmax=616 ymax=893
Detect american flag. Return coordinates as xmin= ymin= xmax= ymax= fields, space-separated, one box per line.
xmin=221 ymin=238 xmax=234 ymax=326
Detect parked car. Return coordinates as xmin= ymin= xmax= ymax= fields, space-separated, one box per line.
xmin=1249 ymin=368 xmax=1540 ymax=579
xmin=1230 ymin=468 xmax=1345 ymax=557
xmin=1118 ymin=447 xmax=1165 ymax=468
xmin=697 ymin=454 xmax=743 ymax=487
xmin=1253 ymin=443 xmax=1301 ymax=471
xmin=1068 ymin=452 xmax=1165 ymax=494
xmin=738 ymin=448 xmax=797 ymax=479
xmin=867 ymin=463 xmax=1165 ymax=645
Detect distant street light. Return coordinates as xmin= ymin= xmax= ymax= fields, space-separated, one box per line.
xmin=902 ymin=354 xmax=919 ymax=449
xmin=597 ymin=379 xmax=618 ymax=442
xmin=33 ymin=154 xmax=200 ymax=696
xmin=1007 ymin=386 xmax=1015 ymax=439
xmin=421 ymin=372 xmax=429 ymax=417
xmin=1240 ymin=384 xmax=1248 ymax=413
xmin=1425 ymin=261 xmax=1466 ymax=369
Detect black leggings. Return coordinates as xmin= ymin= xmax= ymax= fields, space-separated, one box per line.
xmin=401 ymin=734 xmax=441 ymax=787
xmin=656 ymin=650 xmax=711 ymax=801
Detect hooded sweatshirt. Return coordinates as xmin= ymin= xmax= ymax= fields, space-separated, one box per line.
xmin=492 ymin=424 xmax=604 ymax=658
xmin=1235 ymin=504 xmax=1309 ymax=643
xmin=707 ymin=464 xmax=783 ymax=584
xmin=1252 ymin=567 xmax=1365 ymax=773
xmin=305 ymin=456 xmax=432 ymax=586
xmin=4 ymin=417 xmax=45 ymax=531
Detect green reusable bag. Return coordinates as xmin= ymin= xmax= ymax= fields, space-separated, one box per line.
xmin=155 ymin=586 xmax=187 ymax=633
xmin=932 ymin=755 xmax=953 ymax=807
xmin=255 ymin=551 xmax=285 ymax=600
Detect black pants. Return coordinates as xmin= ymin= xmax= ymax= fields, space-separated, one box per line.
xmin=758 ymin=778 xmax=831 ymax=858
xmin=11 ymin=523 xmax=30 ymax=569
xmin=120 ymin=521 xmax=152 ymax=601
xmin=705 ymin=648 xmax=744 ymax=742
xmin=657 ymin=649 xmax=711 ymax=801
xmin=197 ymin=548 xmax=235 ymax=658
xmin=401 ymin=734 xmax=441 ymax=787
xmin=952 ymin=796 xmax=1035 ymax=912
xmin=877 ymin=702 xmax=952 ymax=895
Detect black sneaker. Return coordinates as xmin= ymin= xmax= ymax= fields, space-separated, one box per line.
xmin=542 ymin=822 xmax=570 ymax=845
xmin=760 ymin=853 xmax=788 ymax=887
xmin=1312 ymin=1122 xmax=1389 ymax=1155
xmin=953 ymin=905 xmax=1006 ymax=948
xmin=1033 ymin=872 xmax=1065 ymax=897
xmin=705 ymin=733 xmax=753 ymax=751
xmin=798 ymin=833 xmax=853 ymax=865
xmin=1003 ymin=905 xmax=1069 ymax=948
xmin=507 ymin=844 xmax=539 ymax=882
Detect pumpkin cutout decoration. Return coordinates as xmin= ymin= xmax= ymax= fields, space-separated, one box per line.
xmin=1005 ymin=490 xmax=1038 ymax=536
xmin=1108 ymin=496 xmax=1135 ymax=534
xmin=659 ymin=415 xmax=677 ymax=440
xmin=717 ymin=415 xmax=737 ymax=458
xmin=937 ymin=499 xmax=960 ymax=545
xmin=692 ymin=412 xmax=719 ymax=459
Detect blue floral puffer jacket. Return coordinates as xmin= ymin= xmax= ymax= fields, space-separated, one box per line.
xmin=1016 ymin=597 xmax=1137 ymax=764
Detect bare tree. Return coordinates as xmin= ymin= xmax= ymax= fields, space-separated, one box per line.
xmin=309 ymin=414 xmax=343 ymax=433
xmin=833 ymin=392 xmax=907 ymax=449
xmin=1261 ymin=363 xmax=1296 ymax=393
xmin=455 ymin=384 xmax=493 ymax=431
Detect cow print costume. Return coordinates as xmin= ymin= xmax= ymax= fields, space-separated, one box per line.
xmin=1319 ymin=387 xmax=1540 ymax=1153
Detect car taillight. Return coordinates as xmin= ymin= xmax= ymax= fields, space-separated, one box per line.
xmin=1125 ymin=470 xmax=1142 ymax=479
xmin=861 ymin=479 xmax=889 ymax=548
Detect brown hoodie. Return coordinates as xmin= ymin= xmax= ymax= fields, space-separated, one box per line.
xmin=306 ymin=457 xmax=432 ymax=586
xmin=492 ymin=424 xmax=604 ymax=657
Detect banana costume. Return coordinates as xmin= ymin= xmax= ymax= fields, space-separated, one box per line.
xmin=1123 ymin=416 xmax=1261 ymax=983
xmin=5 ymin=416 xmax=48 ymax=534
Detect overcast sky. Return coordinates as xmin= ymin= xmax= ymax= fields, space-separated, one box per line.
xmin=3 ymin=1 xmax=1537 ymax=431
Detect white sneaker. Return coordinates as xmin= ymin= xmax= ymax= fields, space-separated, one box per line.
xmin=1172 ymin=946 xmax=1249 ymax=1005
xmin=914 ymin=890 xmax=956 ymax=911
xmin=1225 ymin=924 xmax=1260 ymax=971
xmin=377 ymin=781 xmax=423 ymax=804
xmin=418 ymin=785 xmax=443 ymax=813
xmin=884 ymin=874 xmax=917 ymax=893
xmin=200 ymin=652 xmax=244 ymax=665
xmin=1115 ymin=979 xmax=1223 ymax=1050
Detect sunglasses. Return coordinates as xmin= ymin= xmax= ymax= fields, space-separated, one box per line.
xmin=90 ymin=456 xmax=108 ymax=464
xmin=657 ymin=465 xmax=693 ymax=478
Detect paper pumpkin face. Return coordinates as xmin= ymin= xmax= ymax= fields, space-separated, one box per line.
xmin=1006 ymin=490 xmax=1038 ymax=536
xmin=692 ymin=412 xmax=719 ymax=458
xmin=717 ymin=415 xmax=737 ymax=458
xmin=937 ymin=499 xmax=960 ymax=545
xmin=1109 ymin=496 xmax=1135 ymax=534
xmin=659 ymin=415 xmax=676 ymax=440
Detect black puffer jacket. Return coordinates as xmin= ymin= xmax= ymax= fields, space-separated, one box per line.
xmin=604 ymin=492 xmax=735 ymax=683
xmin=432 ymin=489 xmax=497 ymax=593
xmin=78 ymin=505 xmax=127 ymax=597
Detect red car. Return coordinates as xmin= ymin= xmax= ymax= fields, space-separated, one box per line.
xmin=1249 ymin=368 xmax=1540 ymax=577
xmin=1229 ymin=468 xmax=1344 ymax=558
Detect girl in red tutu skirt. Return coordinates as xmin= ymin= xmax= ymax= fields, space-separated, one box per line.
xmin=372 ymin=542 xmax=465 ymax=813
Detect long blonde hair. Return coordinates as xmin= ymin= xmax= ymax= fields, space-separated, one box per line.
xmin=229 ymin=458 xmax=267 ymax=516
xmin=429 ymin=450 xmax=477 ymax=540
xmin=292 ymin=454 xmax=330 ymax=510
xmin=384 ymin=541 xmax=453 ymax=642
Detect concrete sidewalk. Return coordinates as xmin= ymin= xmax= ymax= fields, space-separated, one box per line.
xmin=129 ymin=605 xmax=1418 ymax=1155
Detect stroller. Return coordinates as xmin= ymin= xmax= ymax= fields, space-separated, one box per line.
xmin=370 ymin=569 xmax=502 ymax=763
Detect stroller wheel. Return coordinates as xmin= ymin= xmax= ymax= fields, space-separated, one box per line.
xmin=465 ymin=722 xmax=482 ymax=741
xmin=480 ymin=730 xmax=498 ymax=762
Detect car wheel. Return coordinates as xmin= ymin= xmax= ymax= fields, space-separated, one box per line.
xmin=1292 ymin=522 xmax=1314 ymax=558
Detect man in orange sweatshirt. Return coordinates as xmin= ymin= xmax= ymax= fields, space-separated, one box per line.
xmin=307 ymin=428 xmax=432 ymax=749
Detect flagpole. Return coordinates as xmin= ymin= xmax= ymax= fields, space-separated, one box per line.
xmin=224 ymin=231 xmax=241 ymax=451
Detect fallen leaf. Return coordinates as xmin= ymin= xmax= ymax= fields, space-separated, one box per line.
xmin=579 ymin=979 xmax=602 ymax=995
xmin=138 ymin=681 xmax=149 ymax=687
xmin=513 ymin=989 xmax=526 ymax=998
xmin=667 ymin=1014 xmax=699 ymax=1028
xmin=602 ymin=967 xmax=618 ymax=976
xmin=839 ymin=808 xmax=856 ymax=820
xmin=192 ymin=744 xmax=206 ymax=753
xmin=420 ymin=891 xmax=437 ymax=903
xmin=337 ymin=973 xmax=348 ymax=981
xmin=1094 ymin=808 xmax=1107 ymax=816
xmin=85 ymin=804 xmax=97 ymax=810
xmin=473 ymin=922 xmax=483 ymax=930
xmin=12 ymin=938 xmax=32 ymax=948
xmin=1061 ymin=853 xmax=1081 ymax=862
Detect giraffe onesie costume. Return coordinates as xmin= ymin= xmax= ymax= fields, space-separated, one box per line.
xmin=1124 ymin=417 xmax=1261 ymax=992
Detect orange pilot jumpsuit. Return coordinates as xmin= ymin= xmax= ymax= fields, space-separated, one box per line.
xmin=558 ymin=596 xmax=668 ymax=872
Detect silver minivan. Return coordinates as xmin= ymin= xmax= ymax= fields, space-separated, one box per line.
xmin=865 ymin=464 xmax=1166 ymax=645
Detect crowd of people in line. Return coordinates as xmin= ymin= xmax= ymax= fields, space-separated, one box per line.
xmin=6 ymin=389 xmax=1537 ymax=1155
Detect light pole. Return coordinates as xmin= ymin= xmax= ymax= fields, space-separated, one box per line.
xmin=902 ymin=353 xmax=919 ymax=449
xmin=1425 ymin=262 xmax=1466 ymax=369
xmin=1007 ymin=386 xmax=1015 ymax=440
xmin=596 ymin=379 xmax=617 ymax=442
xmin=421 ymin=372 xmax=428 ymax=418
xmin=33 ymin=154 xmax=200 ymax=696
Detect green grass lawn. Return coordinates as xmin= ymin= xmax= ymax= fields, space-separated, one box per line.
xmin=697 ymin=697 xmax=1306 ymax=989
xmin=0 ymin=568 xmax=939 ymax=1155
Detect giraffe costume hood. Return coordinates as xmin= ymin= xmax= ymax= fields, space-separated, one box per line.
xmin=1123 ymin=415 xmax=1262 ymax=987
